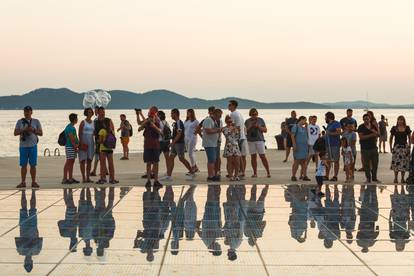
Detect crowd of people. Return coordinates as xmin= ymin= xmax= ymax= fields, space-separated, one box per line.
xmin=281 ymin=109 xmax=414 ymax=196
xmin=13 ymin=103 xmax=414 ymax=192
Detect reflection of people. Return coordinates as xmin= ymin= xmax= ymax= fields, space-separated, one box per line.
xmin=196 ymin=185 xmax=222 ymax=256
xmin=58 ymin=189 xmax=78 ymax=252
xmin=78 ymin=188 xmax=95 ymax=256
xmin=223 ymin=185 xmax=247 ymax=261
xmin=94 ymin=188 xmax=116 ymax=257
xmin=15 ymin=190 xmax=42 ymax=273
xmin=356 ymin=186 xmax=379 ymax=253
xmin=134 ymin=187 xmax=163 ymax=262
xmin=244 ymin=185 xmax=268 ymax=246
xmin=184 ymin=186 xmax=197 ymax=240
xmin=288 ymin=185 xmax=308 ymax=243
xmin=323 ymin=186 xmax=340 ymax=248
xmin=340 ymin=185 xmax=356 ymax=244
xmin=389 ymin=185 xmax=410 ymax=251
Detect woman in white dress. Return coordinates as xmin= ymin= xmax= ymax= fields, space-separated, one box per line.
xmin=184 ymin=109 xmax=199 ymax=173
xmin=78 ymin=108 xmax=95 ymax=183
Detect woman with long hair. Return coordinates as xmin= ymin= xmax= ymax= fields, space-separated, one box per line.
xmin=184 ymin=109 xmax=199 ymax=173
xmin=390 ymin=115 xmax=411 ymax=183
xmin=78 ymin=108 xmax=95 ymax=183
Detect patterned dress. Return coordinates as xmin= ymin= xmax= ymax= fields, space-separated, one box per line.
xmin=223 ymin=126 xmax=241 ymax=158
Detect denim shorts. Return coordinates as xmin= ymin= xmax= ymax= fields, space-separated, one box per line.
xmin=204 ymin=147 xmax=217 ymax=164
xmin=19 ymin=146 xmax=37 ymax=167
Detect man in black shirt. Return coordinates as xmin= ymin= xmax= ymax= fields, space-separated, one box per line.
xmin=357 ymin=114 xmax=381 ymax=183
xmin=283 ymin=110 xmax=297 ymax=162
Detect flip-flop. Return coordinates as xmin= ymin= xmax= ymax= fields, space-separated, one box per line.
xmin=16 ymin=182 xmax=26 ymax=189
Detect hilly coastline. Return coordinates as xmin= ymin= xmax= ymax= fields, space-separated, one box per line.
xmin=0 ymin=88 xmax=412 ymax=110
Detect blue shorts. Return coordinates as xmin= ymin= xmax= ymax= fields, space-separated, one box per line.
xmin=19 ymin=146 xmax=38 ymax=167
xmin=204 ymin=147 xmax=217 ymax=164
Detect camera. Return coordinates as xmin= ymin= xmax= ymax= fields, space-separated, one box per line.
xmin=134 ymin=108 xmax=142 ymax=112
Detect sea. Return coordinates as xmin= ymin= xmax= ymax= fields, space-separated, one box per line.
xmin=1 ymin=109 xmax=412 ymax=158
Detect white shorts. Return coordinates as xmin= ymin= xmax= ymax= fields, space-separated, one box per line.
xmin=248 ymin=141 xmax=266 ymax=155
xmin=239 ymin=139 xmax=249 ymax=156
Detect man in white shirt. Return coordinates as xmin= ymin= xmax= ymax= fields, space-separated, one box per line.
xmin=228 ymin=100 xmax=247 ymax=178
xmin=307 ymin=115 xmax=320 ymax=172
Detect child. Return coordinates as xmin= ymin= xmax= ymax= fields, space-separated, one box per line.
xmin=342 ymin=122 xmax=357 ymax=180
xmin=341 ymin=137 xmax=354 ymax=183
xmin=313 ymin=151 xmax=327 ymax=197
xmin=63 ymin=113 xmax=79 ymax=184
xmin=222 ymin=115 xmax=241 ymax=181
xmin=97 ymin=118 xmax=118 ymax=184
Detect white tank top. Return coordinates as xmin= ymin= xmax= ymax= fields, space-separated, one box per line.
xmin=83 ymin=120 xmax=95 ymax=136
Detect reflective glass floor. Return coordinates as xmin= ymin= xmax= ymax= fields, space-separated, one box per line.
xmin=0 ymin=184 xmax=413 ymax=275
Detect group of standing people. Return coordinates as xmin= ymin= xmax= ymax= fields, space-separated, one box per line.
xmin=281 ymin=108 xmax=414 ymax=196
xmin=136 ymin=100 xmax=271 ymax=188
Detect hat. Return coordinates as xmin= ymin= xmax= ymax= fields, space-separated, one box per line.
xmin=23 ymin=105 xmax=32 ymax=111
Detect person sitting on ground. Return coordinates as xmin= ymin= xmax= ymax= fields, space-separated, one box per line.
xmin=245 ymin=108 xmax=271 ymax=178
xmin=117 ymin=114 xmax=132 ymax=160
xmin=62 ymin=113 xmax=79 ymax=184
xmin=14 ymin=106 xmax=42 ymax=189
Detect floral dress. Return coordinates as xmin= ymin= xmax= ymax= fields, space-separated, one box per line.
xmin=223 ymin=126 xmax=241 ymax=158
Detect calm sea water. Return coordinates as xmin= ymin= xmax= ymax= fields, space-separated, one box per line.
xmin=1 ymin=109 xmax=412 ymax=157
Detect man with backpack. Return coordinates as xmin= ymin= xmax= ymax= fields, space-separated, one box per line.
xmin=14 ymin=106 xmax=42 ymax=188
xmin=161 ymin=109 xmax=194 ymax=181
xmin=91 ymin=107 xmax=114 ymax=179
xmin=117 ymin=114 xmax=132 ymax=160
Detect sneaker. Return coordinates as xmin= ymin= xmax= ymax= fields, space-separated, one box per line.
xmin=302 ymin=176 xmax=311 ymax=181
xmin=160 ymin=175 xmax=173 ymax=182
xmin=16 ymin=182 xmax=26 ymax=189
xmin=154 ymin=181 xmax=163 ymax=189
xmin=207 ymin=177 xmax=215 ymax=182
xmin=70 ymin=178 xmax=80 ymax=184
xmin=31 ymin=182 xmax=40 ymax=189
xmin=210 ymin=175 xmax=220 ymax=182
xmin=291 ymin=176 xmax=297 ymax=182
xmin=145 ymin=180 xmax=152 ymax=189
xmin=109 ymin=179 xmax=119 ymax=184
xmin=96 ymin=179 xmax=106 ymax=184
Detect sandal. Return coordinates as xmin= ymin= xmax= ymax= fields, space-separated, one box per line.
xmin=109 ymin=179 xmax=119 ymax=184
xmin=96 ymin=179 xmax=106 ymax=184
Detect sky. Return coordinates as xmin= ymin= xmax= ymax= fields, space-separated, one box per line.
xmin=1 ymin=0 xmax=414 ymax=104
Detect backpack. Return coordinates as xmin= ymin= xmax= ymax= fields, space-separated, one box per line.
xmin=104 ymin=131 xmax=117 ymax=149
xmin=163 ymin=123 xmax=172 ymax=141
xmin=58 ymin=131 xmax=66 ymax=146
xmin=313 ymin=136 xmax=326 ymax=152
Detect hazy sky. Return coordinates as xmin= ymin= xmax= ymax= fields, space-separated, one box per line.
xmin=1 ymin=0 xmax=414 ymax=103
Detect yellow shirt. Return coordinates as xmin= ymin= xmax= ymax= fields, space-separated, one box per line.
xmin=98 ymin=129 xmax=110 ymax=152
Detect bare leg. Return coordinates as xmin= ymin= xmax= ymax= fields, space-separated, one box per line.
xmin=29 ymin=166 xmax=36 ymax=184
xmin=251 ymin=154 xmax=258 ymax=176
xmin=80 ymin=160 xmax=86 ymax=182
xmin=259 ymin=154 xmax=271 ymax=176
xmin=107 ymin=154 xmax=115 ymax=180
xmin=21 ymin=166 xmax=27 ymax=184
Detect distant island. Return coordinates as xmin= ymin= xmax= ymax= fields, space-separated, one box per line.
xmin=0 ymin=88 xmax=413 ymax=110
